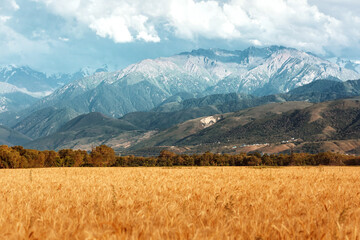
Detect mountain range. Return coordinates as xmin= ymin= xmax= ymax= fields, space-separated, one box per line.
xmin=1 ymin=46 xmax=360 ymax=155
xmin=22 ymin=46 xmax=360 ymax=119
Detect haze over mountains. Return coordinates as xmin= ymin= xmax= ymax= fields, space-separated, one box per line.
xmin=1 ymin=46 xmax=360 ymax=155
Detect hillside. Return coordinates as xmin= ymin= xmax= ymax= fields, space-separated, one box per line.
xmin=117 ymin=98 xmax=360 ymax=156
xmin=283 ymin=79 xmax=360 ymax=102
xmin=129 ymin=101 xmax=314 ymax=151
xmin=24 ymin=98 xmax=360 ymax=155
xmin=24 ymin=112 xmax=146 ymax=151
xmin=12 ymin=107 xmax=80 ymax=139
xmin=0 ymin=125 xmax=32 ymax=146
xmin=173 ymin=98 xmax=360 ymax=146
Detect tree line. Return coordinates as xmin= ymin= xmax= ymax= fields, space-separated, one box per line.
xmin=1 ymin=144 xmax=360 ymax=168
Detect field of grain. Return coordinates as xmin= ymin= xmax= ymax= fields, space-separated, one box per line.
xmin=0 ymin=167 xmax=359 ymax=239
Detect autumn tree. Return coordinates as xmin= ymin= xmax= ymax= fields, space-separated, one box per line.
xmin=89 ymin=145 xmax=116 ymax=167
xmin=157 ymin=150 xmax=176 ymax=166
xmin=43 ymin=150 xmax=59 ymax=167
xmin=0 ymin=145 xmax=22 ymax=168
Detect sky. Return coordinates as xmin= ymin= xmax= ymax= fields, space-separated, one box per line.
xmin=0 ymin=0 xmax=359 ymax=73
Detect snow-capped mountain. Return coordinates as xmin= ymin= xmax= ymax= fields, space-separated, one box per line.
xmin=30 ymin=46 xmax=360 ymax=118
xmin=0 ymin=65 xmax=108 ymax=95
xmin=0 ymin=65 xmax=58 ymax=95
xmin=207 ymin=47 xmax=360 ymax=95
xmin=0 ymin=65 xmax=108 ymax=114
xmin=0 ymin=82 xmax=38 ymax=113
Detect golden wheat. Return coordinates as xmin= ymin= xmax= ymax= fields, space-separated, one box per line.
xmin=0 ymin=167 xmax=359 ymax=239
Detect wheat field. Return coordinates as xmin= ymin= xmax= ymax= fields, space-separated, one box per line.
xmin=0 ymin=167 xmax=359 ymax=239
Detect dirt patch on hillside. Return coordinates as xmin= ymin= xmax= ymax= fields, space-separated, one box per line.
xmin=322 ymin=126 xmax=336 ymax=136
xmin=309 ymin=105 xmax=326 ymax=123
xmin=260 ymin=143 xmax=295 ymax=154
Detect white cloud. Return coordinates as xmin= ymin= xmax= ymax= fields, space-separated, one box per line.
xmin=34 ymin=0 xmax=161 ymax=43
xmin=31 ymin=0 xmax=359 ymax=54
xmin=90 ymin=16 xmax=134 ymax=43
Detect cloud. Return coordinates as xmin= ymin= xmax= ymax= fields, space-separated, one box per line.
xmin=0 ymin=1 xmax=55 ymax=69
xmin=90 ymin=16 xmax=134 ymax=43
xmin=0 ymin=19 xmax=51 ymax=57
xmin=33 ymin=0 xmax=161 ymax=43
xmin=1 ymin=0 xmax=360 ymax=73
xmin=0 ymin=16 xmax=11 ymax=23
xmin=0 ymin=0 xmax=46 ymax=63
xmin=31 ymin=0 xmax=359 ymax=55
xmin=0 ymin=21 xmax=50 ymax=62
xmin=10 ymin=0 xmax=20 ymax=10
xmin=0 ymin=0 xmax=19 ymax=11
xmin=58 ymin=37 xmax=69 ymax=42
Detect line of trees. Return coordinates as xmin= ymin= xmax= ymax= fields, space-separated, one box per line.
xmin=1 ymin=145 xmax=360 ymax=168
